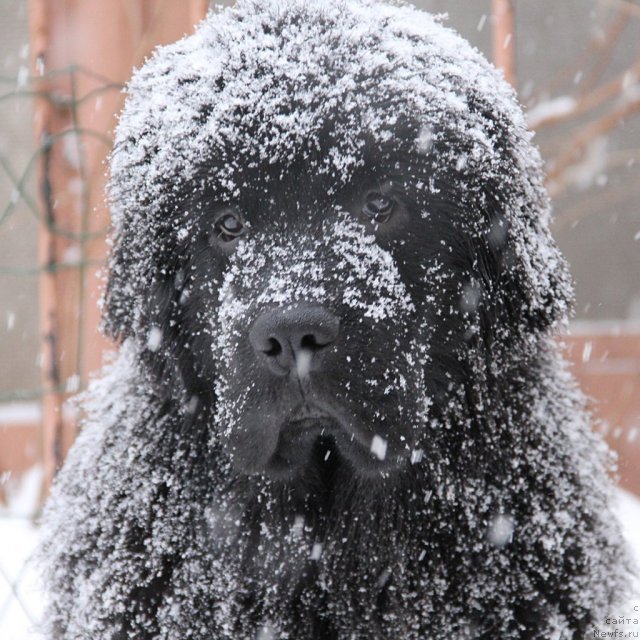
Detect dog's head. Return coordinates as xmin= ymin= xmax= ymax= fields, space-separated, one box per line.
xmin=106 ymin=0 xmax=571 ymax=479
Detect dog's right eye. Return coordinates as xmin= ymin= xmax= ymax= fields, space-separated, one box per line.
xmin=214 ymin=210 xmax=245 ymax=243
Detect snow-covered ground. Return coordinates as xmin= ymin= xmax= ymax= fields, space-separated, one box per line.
xmin=0 ymin=468 xmax=45 ymax=640
xmin=1 ymin=468 xmax=639 ymax=639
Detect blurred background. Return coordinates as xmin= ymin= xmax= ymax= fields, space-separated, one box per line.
xmin=0 ymin=1 xmax=639 ymax=637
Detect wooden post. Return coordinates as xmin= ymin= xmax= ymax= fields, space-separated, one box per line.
xmin=492 ymin=0 xmax=517 ymax=88
xmin=28 ymin=0 xmax=209 ymax=497
xmin=30 ymin=0 xmax=69 ymax=499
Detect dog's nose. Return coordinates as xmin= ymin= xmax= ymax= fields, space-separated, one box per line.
xmin=249 ymin=305 xmax=340 ymax=376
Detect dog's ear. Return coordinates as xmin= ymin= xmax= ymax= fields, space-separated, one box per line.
xmin=500 ymin=205 xmax=573 ymax=334
xmin=415 ymin=86 xmax=572 ymax=341
xmin=103 ymin=204 xmax=218 ymax=399
xmin=104 ymin=138 xmax=186 ymax=345
xmin=449 ymin=97 xmax=573 ymax=338
xmin=101 ymin=219 xmax=174 ymax=343
xmin=472 ymin=169 xmax=573 ymax=338
xmin=480 ymin=200 xmax=573 ymax=333
xmin=103 ymin=135 xmax=157 ymax=342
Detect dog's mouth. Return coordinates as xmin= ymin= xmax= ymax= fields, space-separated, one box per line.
xmin=266 ymin=404 xmax=339 ymax=474
xmin=262 ymin=401 xmax=404 ymax=479
xmin=283 ymin=402 xmax=340 ymax=432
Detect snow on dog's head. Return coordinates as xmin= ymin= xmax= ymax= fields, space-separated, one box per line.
xmin=104 ymin=0 xmax=571 ymax=478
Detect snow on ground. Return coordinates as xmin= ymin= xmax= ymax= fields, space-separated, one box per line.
xmin=0 ymin=467 xmax=45 ymax=640
xmin=0 ymin=468 xmax=639 ymax=639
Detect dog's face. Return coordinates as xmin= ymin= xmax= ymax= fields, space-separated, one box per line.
xmin=200 ymin=148 xmax=434 ymax=479
xmin=155 ymin=124 xmax=502 ymax=480
xmin=168 ymin=127 xmax=442 ymax=477
xmin=106 ymin=1 xmax=571 ymax=482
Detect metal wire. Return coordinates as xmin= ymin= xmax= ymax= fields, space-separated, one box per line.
xmin=0 ymin=68 xmax=118 ymax=629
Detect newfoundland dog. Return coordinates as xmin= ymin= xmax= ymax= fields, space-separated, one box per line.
xmin=40 ymin=1 xmax=633 ymax=638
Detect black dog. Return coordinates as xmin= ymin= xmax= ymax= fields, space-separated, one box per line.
xmin=40 ymin=1 xmax=633 ymax=638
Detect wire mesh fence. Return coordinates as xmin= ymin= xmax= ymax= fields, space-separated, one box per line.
xmin=0 ymin=60 xmax=120 ymax=640
xmin=0 ymin=59 xmax=122 ymax=498
xmin=0 ymin=63 xmax=118 ymax=393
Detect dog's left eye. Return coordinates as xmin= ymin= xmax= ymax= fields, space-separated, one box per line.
xmin=214 ymin=210 xmax=245 ymax=242
xmin=362 ymin=192 xmax=395 ymax=223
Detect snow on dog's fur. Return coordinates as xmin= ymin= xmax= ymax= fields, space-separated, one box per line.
xmin=40 ymin=1 xmax=633 ymax=638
